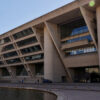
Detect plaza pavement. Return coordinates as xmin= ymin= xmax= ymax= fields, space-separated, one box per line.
xmin=0 ymin=83 xmax=100 ymax=100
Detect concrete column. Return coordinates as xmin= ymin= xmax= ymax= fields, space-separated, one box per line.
xmin=96 ymin=6 xmax=100 ymax=72
xmin=80 ymin=7 xmax=97 ymax=48
xmin=44 ymin=26 xmax=66 ymax=82
xmin=28 ymin=64 xmax=35 ymax=77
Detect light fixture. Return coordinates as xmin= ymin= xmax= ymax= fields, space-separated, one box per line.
xmin=89 ymin=0 xmax=95 ymax=7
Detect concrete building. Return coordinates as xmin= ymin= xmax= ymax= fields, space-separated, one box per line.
xmin=0 ymin=0 xmax=100 ymax=83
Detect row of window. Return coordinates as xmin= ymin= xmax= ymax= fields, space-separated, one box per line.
xmin=2 ymin=36 xmax=38 ymax=52
xmin=21 ymin=45 xmax=41 ymax=54
xmin=66 ymin=47 xmax=96 ymax=56
xmin=0 ymin=37 xmax=11 ymax=45
xmin=70 ymin=26 xmax=88 ymax=36
xmin=2 ymin=44 xmax=14 ymax=52
xmin=24 ymin=54 xmax=44 ymax=61
xmin=1 ymin=28 xmax=33 ymax=45
xmin=3 ymin=37 xmax=11 ymax=43
xmin=13 ymin=28 xmax=33 ymax=40
xmin=5 ymin=54 xmax=43 ymax=64
xmin=2 ymin=45 xmax=41 ymax=59
xmin=17 ymin=37 xmax=37 ymax=47
xmin=66 ymin=35 xmax=92 ymax=43
xmin=60 ymin=18 xmax=86 ymax=39
xmin=3 ymin=51 xmax=18 ymax=58
xmin=6 ymin=58 xmax=21 ymax=64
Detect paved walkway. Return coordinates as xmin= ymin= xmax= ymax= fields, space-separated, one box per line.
xmin=0 ymin=83 xmax=100 ymax=100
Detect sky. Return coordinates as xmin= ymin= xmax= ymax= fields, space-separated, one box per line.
xmin=0 ymin=0 xmax=74 ymax=34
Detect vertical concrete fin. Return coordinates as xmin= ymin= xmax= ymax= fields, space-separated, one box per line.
xmin=45 ymin=21 xmax=73 ymax=82
xmin=80 ymin=7 xmax=97 ymax=49
xmin=7 ymin=67 xmax=16 ymax=79
xmin=24 ymin=64 xmax=34 ymax=78
xmin=10 ymin=35 xmax=33 ymax=78
xmin=44 ymin=26 xmax=66 ymax=82
xmin=32 ymin=27 xmax=44 ymax=50
xmin=96 ymin=6 xmax=100 ymax=72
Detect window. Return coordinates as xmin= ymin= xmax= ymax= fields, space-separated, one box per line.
xmin=21 ymin=45 xmax=41 ymax=54
xmin=17 ymin=37 xmax=37 ymax=47
xmin=3 ymin=51 xmax=18 ymax=58
xmin=60 ymin=18 xmax=87 ymax=39
xmin=13 ymin=28 xmax=33 ymax=39
xmin=6 ymin=58 xmax=21 ymax=64
xmin=66 ymin=35 xmax=92 ymax=43
xmin=3 ymin=37 xmax=11 ymax=43
xmin=70 ymin=26 xmax=88 ymax=36
xmin=66 ymin=47 xmax=96 ymax=56
xmin=24 ymin=54 xmax=44 ymax=61
xmin=2 ymin=44 xmax=14 ymax=51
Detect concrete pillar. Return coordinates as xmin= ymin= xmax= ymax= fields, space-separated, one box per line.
xmin=28 ymin=64 xmax=35 ymax=77
xmin=7 ymin=67 xmax=16 ymax=78
xmin=96 ymin=6 xmax=100 ymax=72
xmin=44 ymin=26 xmax=66 ymax=82
xmin=80 ymin=7 xmax=97 ymax=48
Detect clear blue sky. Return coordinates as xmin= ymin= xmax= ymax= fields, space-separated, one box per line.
xmin=0 ymin=0 xmax=74 ymax=34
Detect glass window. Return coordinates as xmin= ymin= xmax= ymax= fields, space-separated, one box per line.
xmin=21 ymin=45 xmax=41 ymax=54
xmin=17 ymin=37 xmax=37 ymax=47
xmin=3 ymin=51 xmax=18 ymax=58
xmin=66 ymin=35 xmax=92 ymax=43
xmin=3 ymin=37 xmax=11 ymax=43
xmin=67 ymin=47 xmax=96 ymax=56
xmin=13 ymin=28 xmax=34 ymax=40
xmin=24 ymin=54 xmax=44 ymax=61
xmin=60 ymin=18 xmax=87 ymax=39
xmin=2 ymin=44 xmax=14 ymax=51
xmin=6 ymin=58 xmax=21 ymax=64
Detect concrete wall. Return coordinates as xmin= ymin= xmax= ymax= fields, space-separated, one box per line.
xmin=96 ymin=6 xmax=100 ymax=71
xmin=64 ymin=53 xmax=99 ymax=68
xmin=44 ymin=26 xmax=66 ymax=82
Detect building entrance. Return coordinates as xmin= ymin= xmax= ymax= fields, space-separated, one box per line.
xmin=71 ymin=66 xmax=100 ymax=83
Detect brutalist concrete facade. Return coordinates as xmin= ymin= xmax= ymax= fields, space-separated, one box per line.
xmin=0 ymin=0 xmax=100 ymax=83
